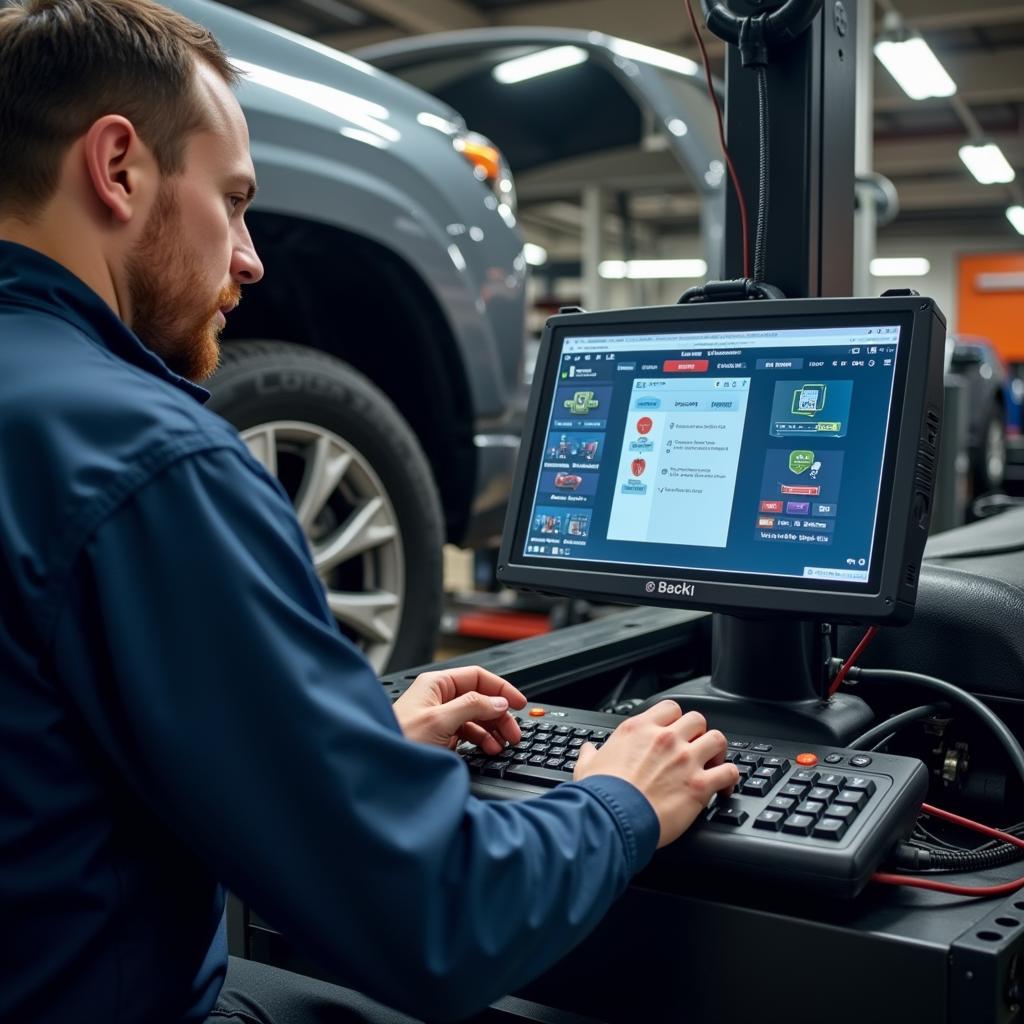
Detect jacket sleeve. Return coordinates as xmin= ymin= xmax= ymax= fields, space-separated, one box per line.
xmin=49 ymin=444 xmax=659 ymax=1020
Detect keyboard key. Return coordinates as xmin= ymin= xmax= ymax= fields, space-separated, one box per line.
xmin=591 ymin=730 xmax=610 ymax=740
xmin=466 ymin=757 xmax=487 ymax=770
xmin=482 ymin=762 xmax=507 ymax=778
xmin=823 ymin=753 xmax=844 ymax=765
xmin=791 ymin=770 xmax=819 ymax=785
xmin=549 ymin=746 xmax=568 ymax=757
xmin=554 ymin=725 xmax=573 ymax=736
xmin=535 ymin=722 xmax=555 ymax=733
xmin=725 ymin=751 xmax=739 ymax=763
xmin=711 ymin=800 xmax=748 ymax=826
xmin=817 ymin=773 xmax=846 ymax=790
xmin=780 ymin=783 xmax=808 ymax=800
xmin=564 ymin=759 xmax=577 ymax=772
xmin=754 ymin=809 xmax=785 ymax=830
xmin=808 ymin=786 xmax=835 ymax=803
xmin=823 ymin=804 xmax=856 ymax=822
xmin=736 ymin=764 xmax=754 ymax=780
xmin=569 ymin=737 xmax=586 ymax=749
xmin=753 ymin=767 xmax=779 ymax=780
xmin=728 ymin=740 xmax=750 ymax=749
xmin=752 ymin=743 xmax=773 ymax=753
xmin=572 ymin=727 xmax=592 ymax=738
xmin=846 ymin=776 xmax=877 ymax=796
xmin=834 ymin=789 xmax=868 ymax=810
xmin=782 ymin=814 xmax=815 ymax=836
xmin=738 ymin=754 xmax=763 ymax=768
xmin=849 ymin=755 xmax=873 ymax=768
xmin=796 ymin=800 xmax=826 ymax=819
xmin=741 ymin=777 xmax=771 ymax=796
xmin=762 ymin=756 xmax=789 ymax=771
xmin=503 ymin=764 xmax=567 ymax=787
xmin=528 ymin=754 xmax=548 ymax=766
xmin=545 ymin=757 xmax=566 ymax=769
xmin=769 ymin=797 xmax=797 ymax=813
xmin=511 ymin=752 xmax=531 ymax=763
xmin=531 ymin=744 xmax=551 ymax=756
xmin=813 ymin=817 xmax=849 ymax=840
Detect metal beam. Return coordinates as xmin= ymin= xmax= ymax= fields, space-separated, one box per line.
xmin=896 ymin=0 xmax=1024 ymax=31
xmin=344 ymin=0 xmax=486 ymax=33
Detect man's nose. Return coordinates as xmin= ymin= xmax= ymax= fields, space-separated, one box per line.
xmin=231 ymin=242 xmax=264 ymax=285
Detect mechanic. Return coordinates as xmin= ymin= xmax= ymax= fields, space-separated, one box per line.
xmin=0 ymin=2 xmax=739 ymax=1021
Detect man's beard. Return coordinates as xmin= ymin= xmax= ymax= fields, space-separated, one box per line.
xmin=126 ymin=184 xmax=239 ymax=383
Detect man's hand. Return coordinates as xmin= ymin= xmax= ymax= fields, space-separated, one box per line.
xmin=573 ymin=701 xmax=739 ymax=848
xmin=393 ymin=666 xmax=527 ymax=755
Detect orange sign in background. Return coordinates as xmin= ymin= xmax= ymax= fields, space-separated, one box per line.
xmin=957 ymin=252 xmax=1024 ymax=364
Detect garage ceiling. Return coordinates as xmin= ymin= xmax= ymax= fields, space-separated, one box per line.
xmin=222 ymin=0 xmax=1024 ymax=241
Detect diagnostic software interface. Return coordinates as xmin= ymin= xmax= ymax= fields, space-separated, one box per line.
xmin=519 ymin=320 xmax=904 ymax=589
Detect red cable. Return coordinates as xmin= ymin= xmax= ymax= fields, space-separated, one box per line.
xmin=872 ymin=803 xmax=1024 ymax=898
xmin=683 ymin=0 xmax=751 ymax=279
xmin=827 ymin=625 xmax=878 ymax=697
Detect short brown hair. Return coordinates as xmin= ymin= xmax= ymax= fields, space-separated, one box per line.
xmin=0 ymin=0 xmax=238 ymax=217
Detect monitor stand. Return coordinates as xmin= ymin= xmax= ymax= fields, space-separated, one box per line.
xmin=647 ymin=614 xmax=874 ymax=745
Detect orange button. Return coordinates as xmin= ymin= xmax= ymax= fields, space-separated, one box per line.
xmin=528 ymin=707 xmax=546 ymax=717
xmin=796 ymin=753 xmax=818 ymax=766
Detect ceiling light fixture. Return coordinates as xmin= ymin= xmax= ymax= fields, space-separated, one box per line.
xmin=1007 ymin=206 xmax=1024 ymax=235
xmin=959 ymin=143 xmax=1016 ymax=185
xmin=870 ymin=258 xmax=931 ymax=277
xmin=492 ymin=46 xmax=588 ymax=85
xmin=873 ymin=16 xmax=955 ymax=101
xmin=599 ymin=259 xmax=707 ymax=280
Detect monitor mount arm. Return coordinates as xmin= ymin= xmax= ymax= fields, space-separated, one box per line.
xmin=642 ymin=0 xmax=874 ymax=745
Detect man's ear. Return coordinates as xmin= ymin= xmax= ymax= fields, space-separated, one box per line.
xmin=81 ymin=115 xmax=156 ymax=225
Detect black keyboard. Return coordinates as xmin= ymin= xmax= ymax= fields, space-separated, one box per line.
xmin=461 ymin=703 xmax=929 ymax=897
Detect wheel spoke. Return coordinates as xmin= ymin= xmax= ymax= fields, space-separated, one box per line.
xmin=314 ymin=496 xmax=398 ymax=574
xmin=243 ymin=426 xmax=278 ymax=477
xmin=295 ymin=435 xmax=353 ymax=533
xmin=326 ymin=590 xmax=398 ymax=646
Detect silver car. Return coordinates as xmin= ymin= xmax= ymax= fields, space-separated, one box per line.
xmin=168 ymin=0 xmax=528 ymax=672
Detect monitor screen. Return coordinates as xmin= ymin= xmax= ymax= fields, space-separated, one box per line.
xmin=499 ymin=299 xmax=944 ymax=623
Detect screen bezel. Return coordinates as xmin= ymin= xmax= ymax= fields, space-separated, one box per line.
xmin=497 ymin=297 xmax=939 ymax=624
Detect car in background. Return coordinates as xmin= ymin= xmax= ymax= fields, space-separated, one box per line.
xmin=167 ymin=0 xmax=529 ymax=672
xmin=947 ymin=335 xmax=1024 ymax=495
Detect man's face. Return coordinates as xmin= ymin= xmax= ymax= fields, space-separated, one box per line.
xmin=126 ymin=63 xmax=262 ymax=382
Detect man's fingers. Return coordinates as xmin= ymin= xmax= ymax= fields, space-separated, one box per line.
xmin=435 ymin=689 xmax=512 ymax=738
xmin=689 ymin=728 xmax=727 ymax=765
xmin=458 ymin=721 xmax=503 ymax=755
xmin=672 ymin=710 xmax=708 ymax=742
xmin=440 ymin=666 xmax=527 ymax=708
xmin=636 ymin=699 xmax=683 ymax=727
xmin=704 ymin=762 xmax=741 ymax=796
xmin=572 ymin=741 xmax=597 ymax=778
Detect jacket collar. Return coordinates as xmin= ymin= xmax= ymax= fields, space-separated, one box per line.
xmin=0 ymin=240 xmax=210 ymax=404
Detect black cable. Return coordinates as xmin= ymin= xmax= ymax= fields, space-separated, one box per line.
xmin=848 ymin=702 xmax=949 ymax=751
xmin=846 ymin=666 xmax=1024 ymax=787
xmin=893 ymin=841 xmax=1024 ymax=873
xmin=753 ymin=64 xmax=769 ymax=284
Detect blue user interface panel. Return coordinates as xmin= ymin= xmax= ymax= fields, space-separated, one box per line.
xmin=521 ymin=323 xmax=902 ymax=587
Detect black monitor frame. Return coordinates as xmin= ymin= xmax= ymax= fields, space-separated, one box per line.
xmin=497 ymin=296 xmax=945 ymax=626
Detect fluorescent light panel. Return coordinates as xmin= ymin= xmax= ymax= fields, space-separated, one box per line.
xmin=600 ymin=259 xmax=707 ymax=280
xmin=870 ymin=258 xmax=931 ymax=277
xmin=492 ymin=46 xmax=588 ymax=85
xmin=959 ymin=143 xmax=1016 ymax=185
xmin=873 ymin=37 xmax=955 ymax=100
xmin=523 ymin=243 xmax=548 ymax=267
xmin=1007 ymin=206 xmax=1024 ymax=235
xmin=607 ymin=39 xmax=698 ymax=77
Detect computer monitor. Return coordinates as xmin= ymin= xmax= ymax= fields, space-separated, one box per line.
xmin=498 ymin=297 xmax=945 ymax=626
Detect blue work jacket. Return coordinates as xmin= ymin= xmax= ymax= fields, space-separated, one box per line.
xmin=0 ymin=241 xmax=658 ymax=1024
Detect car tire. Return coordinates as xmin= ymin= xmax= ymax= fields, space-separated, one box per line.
xmin=973 ymin=405 xmax=1007 ymax=496
xmin=205 ymin=340 xmax=444 ymax=674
